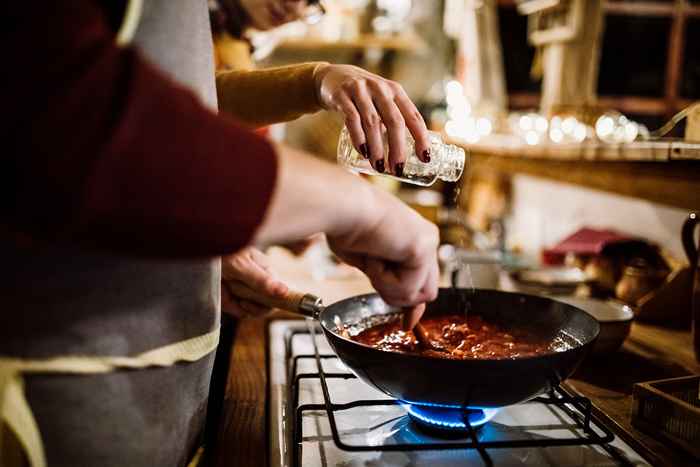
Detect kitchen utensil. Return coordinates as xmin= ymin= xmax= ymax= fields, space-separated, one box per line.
xmin=682 ymin=212 xmax=700 ymax=361
xmin=552 ymin=296 xmax=633 ymax=355
xmin=227 ymin=282 xmax=599 ymax=408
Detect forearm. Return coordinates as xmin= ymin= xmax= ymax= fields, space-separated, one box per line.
xmin=254 ymin=143 xmax=377 ymax=247
xmin=215 ymin=63 xmax=326 ymax=127
xmin=5 ymin=0 xmax=276 ymax=257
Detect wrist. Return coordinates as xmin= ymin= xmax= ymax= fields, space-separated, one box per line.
xmin=327 ymin=176 xmax=384 ymax=240
xmin=312 ymin=62 xmax=331 ymax=109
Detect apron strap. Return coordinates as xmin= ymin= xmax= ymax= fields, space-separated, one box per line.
xmin=116 ymin=0 xmax=144 ymax=46
xmin=0 ymin=327 xmax=220 ymax=467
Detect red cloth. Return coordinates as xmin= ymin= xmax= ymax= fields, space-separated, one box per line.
xmin=542 ymin=228 xmax=634 ymax=265
xmin=4 ymin=1 xmax=277 ymax=257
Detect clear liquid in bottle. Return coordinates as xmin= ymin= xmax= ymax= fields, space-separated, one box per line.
xmin=337 ymin=126 xmax=467 ymax=186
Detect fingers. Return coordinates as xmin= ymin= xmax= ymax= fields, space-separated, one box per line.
xmin=402 ymin=303 xmax=426 ymax=331
xmin=348 ymin=80 xmax=385 ymax=171
xmin=426 ymin=259 xmax=440 ymax=301
xmin=371 ymin=81 xmax=407 ymax=175
xmin=364 ymin=257 xmax=431 ymax=307
xmin=318 ymin=65 xmax=429 ymax=170
xmin=222 ymin=248 xmax=288 ymax=298
xmin=334 ymin=93 xmax=367 ymax=158
xmin=222 ymin=295 xmax=270 ymax=319
xmin=394 ymin=87 xmax=431 ymax=162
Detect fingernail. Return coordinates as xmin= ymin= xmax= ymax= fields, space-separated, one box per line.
xmin=375 ymin=159 xmax=385 ymax=173
xmin=359 ymin=143 xmax=368 ymax=158
xmin=395 ymin=162 xmax=404 ymax=177
xmin=422 ymin=149 xmax=431 ymax=163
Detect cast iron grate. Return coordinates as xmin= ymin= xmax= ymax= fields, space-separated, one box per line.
xmin=288 ymin=321 xmax=617 ymax=467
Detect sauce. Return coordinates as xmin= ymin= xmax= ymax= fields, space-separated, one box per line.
xmin=352 ymin=314 xmax=562 ymax=359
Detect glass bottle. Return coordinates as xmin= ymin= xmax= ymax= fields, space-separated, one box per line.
xmin=337 ymin=126 xmax=467 ymax=187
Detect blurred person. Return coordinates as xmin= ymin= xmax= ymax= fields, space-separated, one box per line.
xmin=208 ymin=0 xmax=434 ymax=318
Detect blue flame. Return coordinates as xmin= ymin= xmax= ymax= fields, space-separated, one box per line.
xmin=403 ymin=403 xmax=499 ymax=431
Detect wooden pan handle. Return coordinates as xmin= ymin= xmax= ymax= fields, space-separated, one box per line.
xmin=224 ymin=281 xmax=323 ymax=318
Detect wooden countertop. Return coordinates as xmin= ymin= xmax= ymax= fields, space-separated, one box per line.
xmin=212 ymin=248 xmax=699 ymax=466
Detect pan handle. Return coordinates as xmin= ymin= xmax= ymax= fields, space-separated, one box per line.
xmin=224 ymin=281 xmax=324 ymax=320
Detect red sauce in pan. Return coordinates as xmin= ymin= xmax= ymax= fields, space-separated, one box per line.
xmin=352 ymin=313 xmax=561 ymax=360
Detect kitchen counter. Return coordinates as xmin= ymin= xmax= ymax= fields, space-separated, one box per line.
xmin=212 ymin=248 xmax=698 ymax=467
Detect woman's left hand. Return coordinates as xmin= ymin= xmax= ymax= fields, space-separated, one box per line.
xmin=314 ymin=64 xmax=432 ymax=176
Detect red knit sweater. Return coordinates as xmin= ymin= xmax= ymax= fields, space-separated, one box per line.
xmin=4 ymin=1 xmax=277 ymax=257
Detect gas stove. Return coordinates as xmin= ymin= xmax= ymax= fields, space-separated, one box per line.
xmin=268 ymin=319 xmax=650 ymax=466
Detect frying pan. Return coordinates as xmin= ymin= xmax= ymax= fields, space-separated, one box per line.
xmin=228 ymin=283 xmax=599 ymax=408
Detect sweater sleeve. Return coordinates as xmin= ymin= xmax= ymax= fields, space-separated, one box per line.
xmin=215 ymin=63 xmax=326 ymax=127
xmin=3 ymin=1 xmax=277 ymax=257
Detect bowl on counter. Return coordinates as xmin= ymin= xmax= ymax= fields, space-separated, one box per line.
xmin=552 ymin=296 xmax=634 ymax=355
xmin=507 ymin=267 xmax=590 ymax=295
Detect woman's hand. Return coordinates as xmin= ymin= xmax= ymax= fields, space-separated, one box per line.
xmin=255 ymin=144 xmax=440 ymax=308
xmin=313 ymin=64 xmax=432 ymax=176
xmin=326 ymin=186 xmax=439 ymax=307
xmin=221 ymin=247 xmax=288 ymax=317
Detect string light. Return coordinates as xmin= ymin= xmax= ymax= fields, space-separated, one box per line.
xmin=441 ymin=80 xmax=647 ymax=146
xmin=443 ymin=80 xmax=493 ymax=143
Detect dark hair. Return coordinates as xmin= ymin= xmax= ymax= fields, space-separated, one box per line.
xmin=209 ymin=0 xmax=249 ymax=39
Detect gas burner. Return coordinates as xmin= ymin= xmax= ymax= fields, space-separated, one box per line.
xmin=404 ymin=403 xmax=500 ymax=435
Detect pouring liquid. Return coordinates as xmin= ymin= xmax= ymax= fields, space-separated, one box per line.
xmin=448 ymin=179 xmax=476 ymax=321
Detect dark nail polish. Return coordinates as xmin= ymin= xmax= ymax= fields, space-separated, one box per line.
xmin=359 ymin=143 xmax=368 ymax=158
xmin=422 ymin=149 xmax=431 ymax=162
xmin=395 ymin=162 xmax=404 ymax=177
xmin=375 ymin=159 xmax=385 ymax=173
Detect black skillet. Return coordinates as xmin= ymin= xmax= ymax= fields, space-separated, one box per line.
xmin=228 ymin=283 xmax=599 ymax=408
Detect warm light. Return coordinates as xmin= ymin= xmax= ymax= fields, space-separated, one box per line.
xmin=445 ymin=80 xmax=463 ymax=97
xmin=444 ymin=120 xmax=459 ymax=137
xmin=525 ymin=130 xmax=539 ymax=145
xmin=623 ymin=122 xmax=639 ymax=142
xmin=573 ymin=124 xmax=587 ymax=142
xmin=535 ymin=116 xmax=548 ymax=132
xmin=595 ymin=115 xmax=614 ymax=138
xmin=476 ymin=117 xmax=492 ymax=136
xmin=561 ymin=117 xmax=577 ymax=134
xmin=519 ymin=115 xmax=533 ymax=131
xmin=549 ymin=128 xmax=564 ymax=143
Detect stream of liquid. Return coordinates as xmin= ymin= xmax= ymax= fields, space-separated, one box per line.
xmin=449 ymin=169 xmax=475 ymax=319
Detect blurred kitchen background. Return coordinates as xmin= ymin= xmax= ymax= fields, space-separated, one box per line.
xmin=215 ymin=0 xmax=700 ymax=317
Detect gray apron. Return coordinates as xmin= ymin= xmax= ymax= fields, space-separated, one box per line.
xmin=0 ymin=1 xmax=221 ymax=465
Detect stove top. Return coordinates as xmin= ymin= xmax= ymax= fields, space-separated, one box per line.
xmin=268 ymin=320 xmax=650 ymax=467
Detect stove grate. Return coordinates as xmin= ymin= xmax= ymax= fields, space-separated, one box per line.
xmin=289 ymin=321 xmax=616 ymax=467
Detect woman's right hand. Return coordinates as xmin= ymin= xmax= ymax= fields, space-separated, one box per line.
xmin=326 ymin=185 xmax=440 ymax=307
xmin=255 ymin=144 xmax=439 ymax=308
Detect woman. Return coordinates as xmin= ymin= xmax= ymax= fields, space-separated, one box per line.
xmin=211 ymin=0 xmax=434 ymax=319
xmin=1 ymin=1 xmax=436 ymax=466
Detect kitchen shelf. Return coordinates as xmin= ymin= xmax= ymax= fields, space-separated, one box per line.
xmin=508 ymin=92 xmax=696 ymax=116
xmin=276 ymin=33 xmax=428 ymax=54
xmin=452 ymin=134 xmax=700 ymax=161
xmin=453 ymin=137 xmax=700 ymax=211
